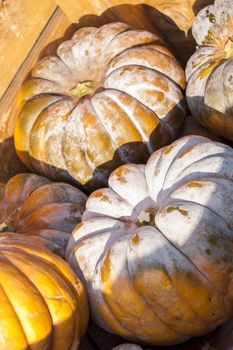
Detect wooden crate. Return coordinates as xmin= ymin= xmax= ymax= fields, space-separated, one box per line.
xmin=0 ymin=1 xmax=221 ymax=349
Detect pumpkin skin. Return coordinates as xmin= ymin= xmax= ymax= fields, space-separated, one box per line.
xmin=112 ymin=345 xmax=144 ymax=350
xmin=14 ymin=22 xmax=186 ymax=192
xmin=0 ymin=173 xmax=87 ymax=257
xmin=67 ymin=135 xmax=233 ymax=345
xmin=0 ymin=233 xmax=88 ymax=350
xmin=186 ymin=0 xmax=233 ymax=141
xmin=181 ymin=115 xmax=224 ymax=142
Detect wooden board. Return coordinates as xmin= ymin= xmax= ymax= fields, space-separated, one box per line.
xmin=0 ymin=0 xmax=56 ymax=99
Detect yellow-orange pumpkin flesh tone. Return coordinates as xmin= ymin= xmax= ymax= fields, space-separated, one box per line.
xmin=67 ymin=135 xmax=233 ymax=346
xmin=14 ymin=22 xmax=186 ymax=192
xmin=0 ymin=173 xmax=87 ymax=257
xmin=0 ymin=233 xmax=88 ymax=350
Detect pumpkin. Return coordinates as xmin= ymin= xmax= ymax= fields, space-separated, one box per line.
xmin=0 ymin=173 xmax=87 ymax=257
xmin=112 ymin=345 xmax=144 ymax=350
xmin=67 ymin=135 xmax=233 ymax=345
xmin=14 ymin=22 xmax=186 ymax=192
xmin=186 ymin=0 xmax=233 ymax=141
xmin=0 ymin=233 xmax=88 ymax=349
xmin=181 ymin=115 xmax=224 ymax=142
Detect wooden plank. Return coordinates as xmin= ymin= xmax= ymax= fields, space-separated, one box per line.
xmin=0 ymin=0 xmax=56 ymax=99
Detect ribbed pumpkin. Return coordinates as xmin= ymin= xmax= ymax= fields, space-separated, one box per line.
xmin=181 ymin=115 xmax=224 ymax=142
xmin=186 ymin=0 xmax=233 ymax=141
xmin=67 ymin=135 xmax=233 ymax=345
xmin=0 ymin=233 xmax=88 ymax=349
xmin=14 ymin=22 xmax=186 ymax=192
xmin=0 ymin=173 xmax=87 ymax=257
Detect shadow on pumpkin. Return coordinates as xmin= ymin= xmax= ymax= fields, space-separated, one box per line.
xmin=66 ymin=125 xmax=233 ymax=350
xmin=186 ymin=95 xmax=233 ymax=146
xmin=0 ymin=136 xmax=27 ymax=183
xmin=34 ymin=1 xmax=214 ymax=67
xmin=18 ymin=95 xmax=185 ymax=195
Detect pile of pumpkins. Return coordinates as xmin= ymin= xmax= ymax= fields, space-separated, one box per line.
xmin=1 ymin=0 xmax=233 ymax=348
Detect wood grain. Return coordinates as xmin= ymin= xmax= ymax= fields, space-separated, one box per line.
xmin=0 ymin=0 xmax=56 ymax=99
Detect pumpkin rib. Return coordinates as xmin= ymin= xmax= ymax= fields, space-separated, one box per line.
xmin=9 ymin=242 xmax=89 ymax=339
xmin=156 ymin=204 xmax=232 ymax=311
xmin=126 ymin=230 xmax=212 ymax=335
xmin=90 ymin=96 xmax=129 ymax=165
xmin=124 ymin=240 xmax=193 ymax=337
xmin=32 ymin=56 xmax=74 ymax=87
xmin=68 ymin=100 xmax=107 ymax=182
xmin=134 ymin=225 xmax=223 ymax=328
xmin=103 ymin=65 xmax=185 ymax=142
xmin=0 ymin=281 xmax=30 ymax=348
xmin=17 ymin=182 xmax=87 ymax=221
xmin=165 ymin=193 xmax=233 ymax=232
xmin=0 ymin=252 xmax=54 ymax=348
xmin=99 ymin=87 xmax=172 ymax=148
xmin=174 ymin=154 xmax=233 ymax=185
xmin=8 ymin=246 xmax=81 ymax=342
xmin=104 ymin=87 xmax=157 ymax=155
xmin=28 ymin=98 xmax=74 ymax=180
xmin=16 ymin=202 xmax=84 ymax=232
xmin=98 ymin=237 xmax=187 ymax=344
xmin=14 ymin=96 xmax=64 ymax=172
xmin=98 ymin=27 xmax=132 ymax=65
xmin=94 ymin=246 xmax=149 ymax=341
xmin=3 ymin=248 xmax=77 ymax=350
xmin=104 ymin=30 xmax=158 ymax=66
xmin=155 ymin=206 xmax=225 ymax=294
xmin=158 ymin=141 xmax=233 ymax=198
xmin=91 ymin=265 xmax=136 ymax=339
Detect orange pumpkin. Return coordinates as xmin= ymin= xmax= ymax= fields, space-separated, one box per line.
xmin=0 ymin=173 xmax=87 ymax=257
xmin=0 ymin=233 xmax=88 ymax=349
xmin=186 ymin=0 xmax=233 ymax=140
xmin=14 ymin=22 xmax=186 ymax=192
xmin=67 ymin=135 xmax=233 ymax=345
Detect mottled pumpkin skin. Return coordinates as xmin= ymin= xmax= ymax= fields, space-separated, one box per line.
xmin=186 ymin=0 xmax=233 ymax=141
xmin=0 ymin=233 xmax=88 ymax=350
xmin=0 ymin=173 xmax=87 ymax=257
xmin=14 ymin=22 xmax=186 ymax=192
xmin=67 ymin=135 xmax=233 ymax=345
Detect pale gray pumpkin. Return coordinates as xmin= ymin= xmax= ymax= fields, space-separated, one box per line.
xmin=186 ymin=0 xmax=233 ymax=140
xmin=67 ymin=135 xmax=233 ymax=346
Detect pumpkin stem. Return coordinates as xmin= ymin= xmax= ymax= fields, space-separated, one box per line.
xmin=0 ymin=223 xmax=16 ymax=232
xmin=136 ymin=207 xmax=157 ymax=228
xmin=225 ymin=37 xmax=233 ymax=59
xmin=70 ymin=81 xmax=93 ymax=98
